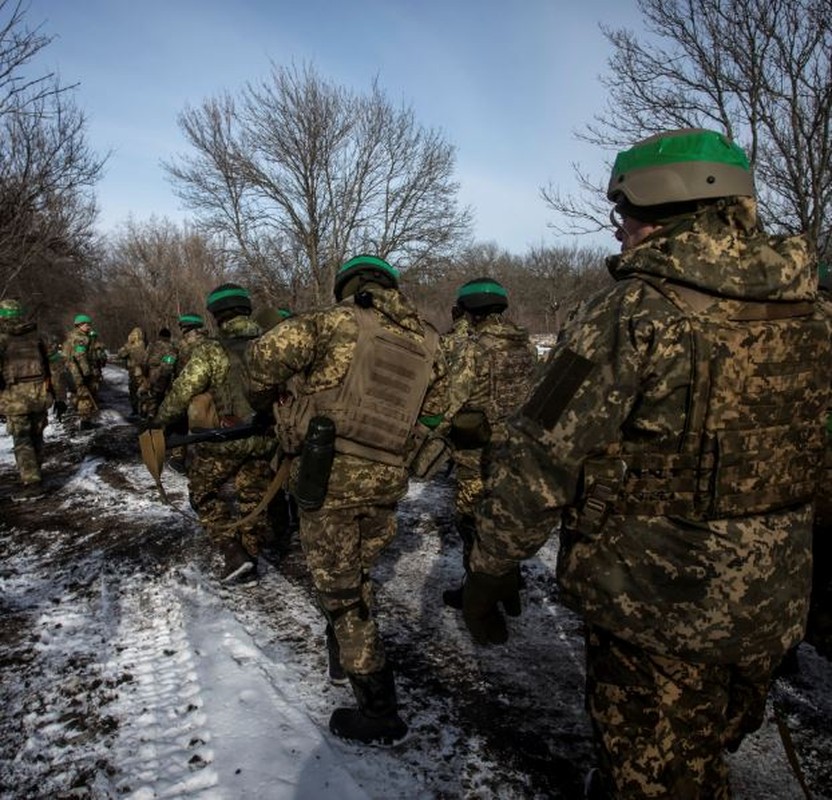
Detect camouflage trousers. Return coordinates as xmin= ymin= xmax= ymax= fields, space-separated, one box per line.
xmin=127 ymin=373 xmax=142 ymax=415
xmin=451 ymin=450 xmax=484 ymax=517
xmin=188 ymin=445 xmax=275 ymax=555
xmin=5 ymin=410 xmax=48 ymax=485
xmin=71 ymin=386 xmax=96 ymax=421
xmin=585 ymin=626 xmax=775 ymax=799
xmin=299 ymin=502 xmax=398 ymax=675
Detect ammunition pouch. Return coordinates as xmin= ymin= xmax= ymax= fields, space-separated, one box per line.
xmin=449 ymin=410 xmax=492 ymax=450
xmin=409 ymin=426 xmax=451 ymax=480
xmin=294 ymin=416 xmax=336 ymax=511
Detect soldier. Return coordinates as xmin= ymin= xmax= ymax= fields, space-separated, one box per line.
xmin=63 ymin=313 xmax=97 ymax=430
xmin=246 ymin=255 xmax=447 ymax=745
xmin=45 ymin=333 xmax=68 ymax=423
xmin=0 ymin=299 xmax=53 ymax=497
xmin=440 ymin=278 xmax=537 ymax=612
xmin=117 ymin=327 xmax=147 ymax=418
xmin=807 ymin=263 xmax=832 ymax=660
xmin=148 ymin=285 xmax=276 ymax=582
xmin=88 ymin=329 xmax=108 ymax=396
xmin=461 ymin=129 xmax=831 ymax=798
xmin=166 ymin=313 xmax=208 ymax=473
xmin=139 ymin=327 xmax=177 ymax=419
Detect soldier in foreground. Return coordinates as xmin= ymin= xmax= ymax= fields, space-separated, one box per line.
xmin=246 ymin=255 xmax=447 ymax=746
xmin=0 ymin=299 xmax=54 ymax=497
xmin=461 ymin=129 xmax=831 ymax=798
xmin=148 ymin=285 xmax=275 ymax=582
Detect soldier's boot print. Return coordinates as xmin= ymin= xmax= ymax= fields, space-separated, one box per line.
xmin=329 ymin=663 xmax=408 ymax=745
xmin=325 ymin=624 xmax=348 ymax=686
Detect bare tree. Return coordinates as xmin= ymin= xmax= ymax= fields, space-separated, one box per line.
xmin=0 ymin=0 xmax=105 ymax=306
xmin=543 ymin=0 xmax=832 ymax=257
xmin=165 ymin=63 xmax=472 ymax=304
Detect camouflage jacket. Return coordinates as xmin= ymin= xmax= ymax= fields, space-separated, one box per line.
xmin=0 ymin=321 xmax=52 ymax=416
xmin=175 ymin=327 xmax=208 ymax=377
xmin=450 ymin=313 xmax=537 ymax=429
xmin=246 ymin=286 xmax=449 ymax=508
xmin=154 ymin=315 xmax=273 ymax=457
xmin=440 ymin=316 xmax=473 ymax=420
xmin=117 ymin=328 xmax=146 ymax=377
xmin=471 ymin=199 xmax=832 ymax=664
xmin=63 ymin=327 xmax=93 ymax=386
xmin=143 ymin=339 xmax=178 ymax=380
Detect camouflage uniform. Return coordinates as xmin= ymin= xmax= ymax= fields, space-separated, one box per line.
xmin=153 ymin=315 xmax=275 ymax=557
xmin=63 ymin=322 xmax=96 ymax=424
xmin=442 ymin=300 xmax=536 ymax=603
xmin=88 ymin=331 xmax=107 ymax=395
xmin=117 ymin=327 xmax=146 ymax=416
xmin=468 ymin=197 xmax=831 ymax=798
xmin=140 ymin=334 xmax=178 ymax=418
xmin=807 ymin=281 xmax=832 ymax=659
xmin=0 ymin=303 xmax=53 ymax=487
xmin=247 ymin=255 xmax=446 ymax=748
xmin=247 ymin=284 xmax=447 ymax=676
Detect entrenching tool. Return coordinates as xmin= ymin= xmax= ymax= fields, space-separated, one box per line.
xmin=138 ymin=428 xmax=169 ymax=503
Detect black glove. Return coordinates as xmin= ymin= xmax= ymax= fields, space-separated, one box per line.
xmin=462 ymin=569 xmax=521 ymax=645
xmin=138 ymin=417 xmax=164 ymax=433
xmin=53 ymin=400 xmax=67 ymax=421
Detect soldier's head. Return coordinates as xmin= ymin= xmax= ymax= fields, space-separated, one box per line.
xmin=0 ymin=298 xmax=24 ymax=331
xmin=178 ymin=313 xmax=204 ymax=333
xmin=607 ymin=128 xmax=754 ymax=251
xmin=456 ymin=278 xmax=509 ymax=319
xmin=252 ymin=306 xmax=293 ymax=332
xmin=74 ymin=313 xmax=93 ymax=333
xmin=206 ymin=283 xmax=252 ymax=324
xmin=334 ymin=255 xmax=399 ymax=303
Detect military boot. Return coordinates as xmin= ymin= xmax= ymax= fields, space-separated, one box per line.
xmin=325 ymin=624 xmax=348 ymax=686
xmin=329 ymin=664 xmax=408 ymax=745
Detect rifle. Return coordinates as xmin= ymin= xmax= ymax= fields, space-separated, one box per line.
xmin=162 ymin=420 xmax=270 ymax=449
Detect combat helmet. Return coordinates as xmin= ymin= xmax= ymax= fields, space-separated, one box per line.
xmin=334 ymin=255 xmax=399 ymax=302
xmin=607 ymin=129 xmax=755 ymax=221
xmin=0 ymin=298 xmax=23 ymax=319
xmin=178 ymin=313 xmax=205 ymax=331
xmin=456 ymin=277 xmax=509 ymax=315
xmin=206 ymin=283 xmax=252 ymax=319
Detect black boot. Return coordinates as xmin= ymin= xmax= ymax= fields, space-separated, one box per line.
xmin=220 ymin=539 xmax=257 ymax=584
xmin=442 ymin=584 xmax=464 ymax=609
xmin=329 ymin=664 xmax=408 ymax=745
xmin=325 ymin=624 xmax=348 ymax=686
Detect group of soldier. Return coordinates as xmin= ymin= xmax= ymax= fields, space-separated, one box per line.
xmin=2 ymin=127 xmax=831 ymax=798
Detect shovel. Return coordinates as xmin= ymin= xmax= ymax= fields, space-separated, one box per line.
xmin=138 ymin=428 xmax=169 ymax=504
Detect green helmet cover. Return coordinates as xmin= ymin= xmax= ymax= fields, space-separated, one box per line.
xmin=206 ymin=283 xmax=252 ymax=317
xmin=457 ymin=278 xmax=508 ymax=313
xmin=608 ymin=128 xmax=754 ymax=207
xmin=74 ymin=313 xmax=92 ymax=325
xmin=178 ymin=313 xmax=205 ymax=328
xmin=334 ymin=255 xmax=399 ymax=301
xmin=0 ymin=298 xmax=23 ymax=318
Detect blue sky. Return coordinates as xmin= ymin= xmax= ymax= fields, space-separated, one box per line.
xmin=29 ymin=0 xmax=633 ymax=254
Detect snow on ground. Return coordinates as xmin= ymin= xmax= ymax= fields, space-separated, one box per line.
xmin=0 ymin=365 xmax=830 ymax=799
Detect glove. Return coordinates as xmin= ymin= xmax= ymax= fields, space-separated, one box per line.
xmin=462 ymin=569 xmax=521 ymax=645
xmin=138 ymin=417 xmax=164 ymax=433
xmin=53 ymin=400 xmax=67 ymax=421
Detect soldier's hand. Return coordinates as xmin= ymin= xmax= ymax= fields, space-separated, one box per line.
xmin=462 ymin=569 xmax=520 ymax=645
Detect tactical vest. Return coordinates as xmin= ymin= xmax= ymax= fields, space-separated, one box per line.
xmin=476 ymin=329 xmax=535 ymax=423
xmin=579 ymin=278 xmax=830 ymax=526
xmin=1 ymin=329 xmax=46 ymax=386
xmin=280 ymin=306 xmax=438 ymax=466
xmin=206 ymin=335 xmax=258 ymax=425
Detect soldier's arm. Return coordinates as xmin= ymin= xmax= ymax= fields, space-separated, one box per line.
xmin=246 ymin=315 xmax=319 ymax=410
xmin=154 ymin=349 xmax=213 ymax=426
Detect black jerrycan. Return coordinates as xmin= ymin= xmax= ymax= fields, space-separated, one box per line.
xmin=294 ymin=416 xmax=336 ymax=511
